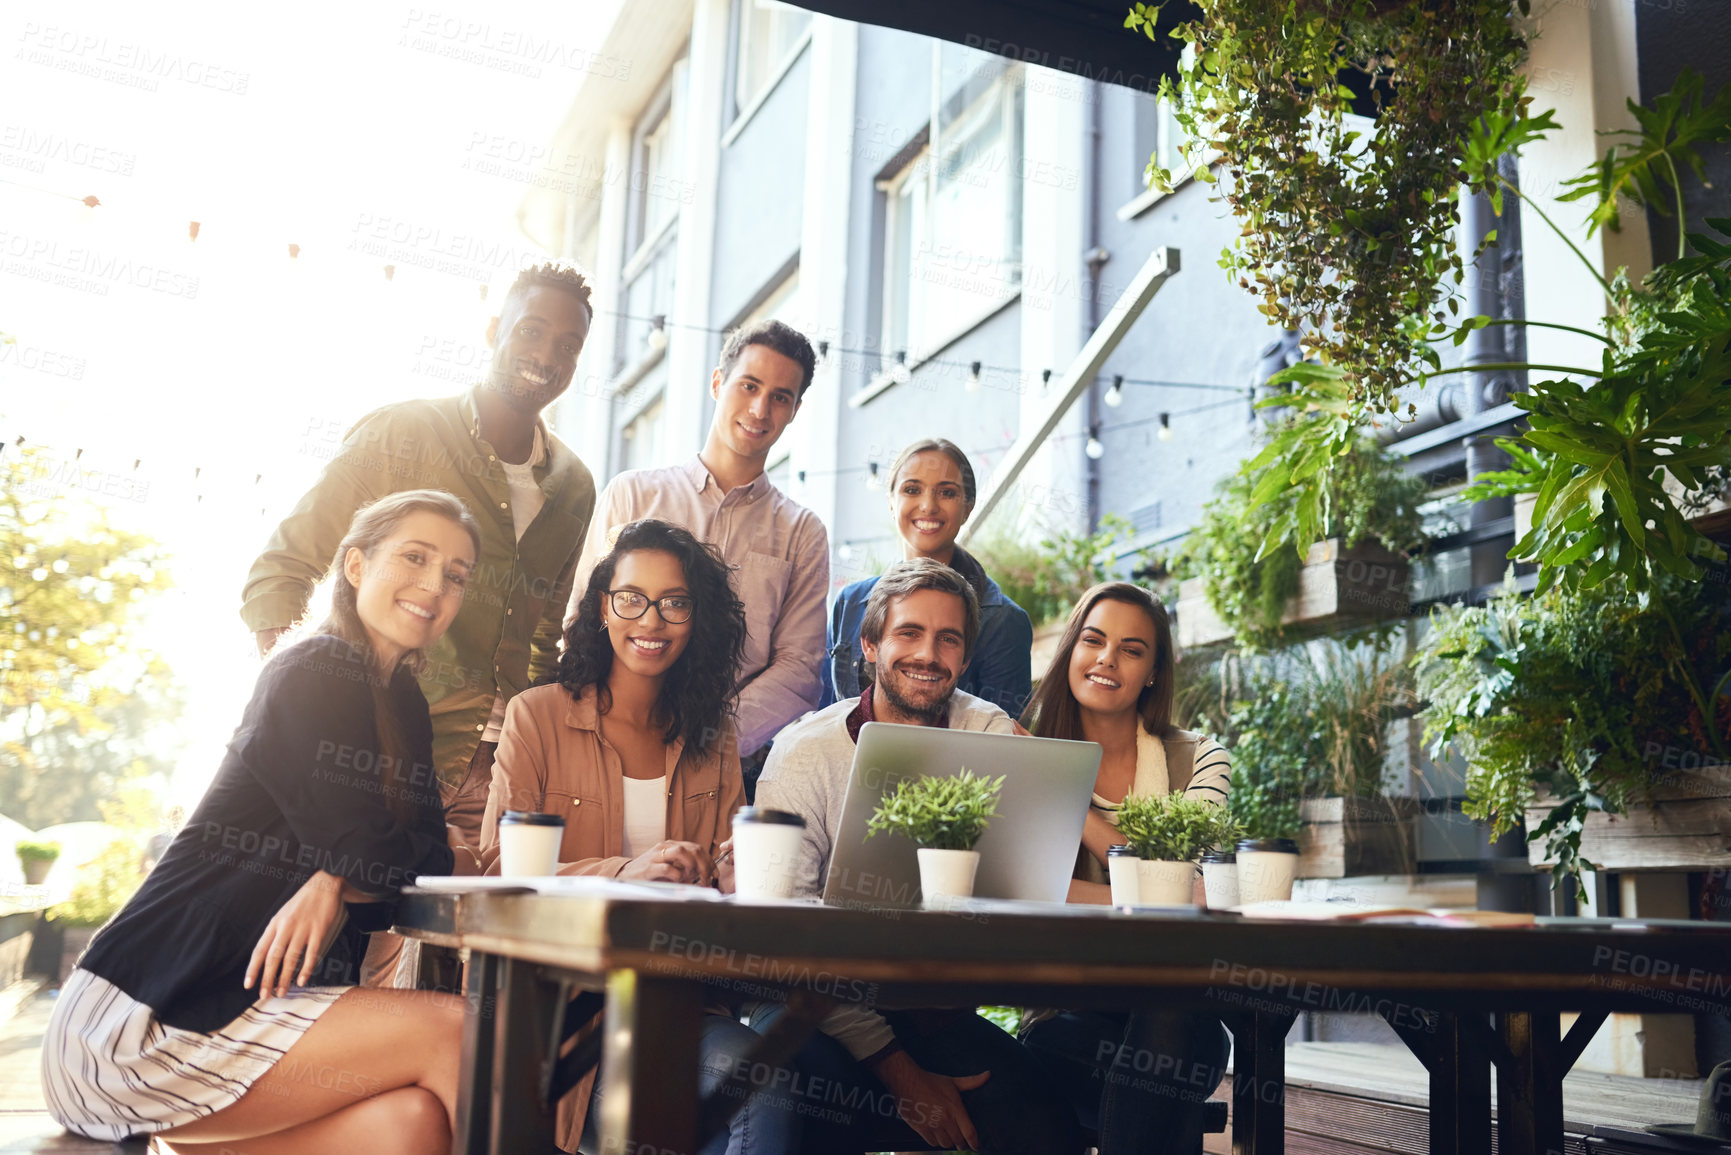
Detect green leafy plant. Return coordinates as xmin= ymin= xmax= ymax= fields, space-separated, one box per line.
xmin=51 ymin=838 xmax=146 ymax=928
xmin=1228 ymin=780 xmax=1304 ymax=843
xmin=971 ymin=514 xmax=1140 ymax=628
xmin=1127 ymin=0 xmax=1531 ymax=413
xmin=1116 ymin=793 xmax=1235 ymax=862
xmin=1414 ymin=574 xmax=1731 ymax=893
xmin=1245 ymin=71 xmax=1731 ymax=590
xmin=866 ymin=769 xmax=1006 ymax=852
xmin=15 ymin=839 xmax=61 ymax=865
xmin=1174 ymin=436 xmax=1427 ymax=647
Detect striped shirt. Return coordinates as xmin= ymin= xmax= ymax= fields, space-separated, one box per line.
xmin=1090 ymin=727 xmax=1233 ymax=821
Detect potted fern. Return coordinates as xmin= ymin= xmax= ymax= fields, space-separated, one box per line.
xmin=16 ymin=839 xmax=61 ymax=886
xmin=1115 ymin=794 xmax=1232 ymax=906
xmin=867 ymin=770 xmax=1005 ymax=908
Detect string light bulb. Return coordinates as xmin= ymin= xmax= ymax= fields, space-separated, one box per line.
xmin=1085 ymin=427 xmax=1105 ymax=460
xmin=865 ymin=461 xmax=882 ymax=491
xmin=647 ymin=314 xmax=668 ymax=354
xmin=1158 ymin=412 xmax=1173 ymax=442
xmin=967 ymin=361 xmax=982 ymax=393
xmin=890 ymin=351 xmax=910 ymax=386
xmin=1105 ymin=375 xmax=1124 ymax=408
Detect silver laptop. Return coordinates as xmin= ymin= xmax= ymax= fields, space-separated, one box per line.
xmin=822 ymin=722 xmax=1100 ymax=911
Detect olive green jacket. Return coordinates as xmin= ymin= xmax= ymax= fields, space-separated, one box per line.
xmin=240 ymin=387 xmax=595 ymax=789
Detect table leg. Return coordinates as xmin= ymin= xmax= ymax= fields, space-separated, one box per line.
xmin=597 ymin=969 xmax=704 ymax=1155
xmin=488 ymin=956 xmax=560 ymax=1155
xmin=454 ymin=950 xmax=498 ymax=1155
xmin=1429 ymin=1012 xmax=1492 ymax=1155
xmin=1497 ymin=1010 xmax=1565 ymax=1155
xmin=1230 ymin=1011 xmax=1294 ymax=1155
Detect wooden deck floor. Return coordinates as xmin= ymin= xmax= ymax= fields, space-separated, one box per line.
xmin=1203 ymin=1041 xmax=1711 ymax=1154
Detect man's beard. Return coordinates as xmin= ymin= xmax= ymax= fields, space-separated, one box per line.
xmin=877 ymin=665 xmax=954 ymax=725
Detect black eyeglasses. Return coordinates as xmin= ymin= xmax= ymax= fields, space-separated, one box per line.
xmin=606 ymin=590 xmax=695 ymax=624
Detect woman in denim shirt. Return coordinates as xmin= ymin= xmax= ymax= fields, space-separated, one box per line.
xmin=822 ymin=438 xmax=1033 ymax=718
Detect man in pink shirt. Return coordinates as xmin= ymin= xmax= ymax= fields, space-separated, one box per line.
xmin=569 ymin=320 xmax=828 ymax=794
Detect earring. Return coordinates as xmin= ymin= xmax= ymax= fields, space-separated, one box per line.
xmin=596 ymin=619 xmax=609 ymax=632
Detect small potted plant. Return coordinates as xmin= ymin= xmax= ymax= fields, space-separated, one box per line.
xmin=16 ymin=840 xmax=61 ymax=886
xmin=867 ymin=769 xmax=1004 ymax=908
xmin=1230 ymin=783 xmax=1303 ymax=904
xmin=1115 ymin=794 xmax=1225 ymax=906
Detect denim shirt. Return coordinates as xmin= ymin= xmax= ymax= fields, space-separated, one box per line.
xmin=820 ymin=547 xmax=1034 ymax=721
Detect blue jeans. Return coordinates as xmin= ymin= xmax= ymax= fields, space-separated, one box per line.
xmin=580 ymin=1011 xmax=803 ymax=1155
xmin=747 ymin=1003 xmax=1085 ymax=1155
xmin=1020 ymin=1009 xmax=1228 ymax=1155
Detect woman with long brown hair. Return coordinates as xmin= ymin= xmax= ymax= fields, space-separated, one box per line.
xmin=822 ymin=438 xmax=1034 ymax=718
xmin=43 ymin=490 xmax=477 ymax=1154
xmin=1019 ymin=581 xmax=1231 ymax=1155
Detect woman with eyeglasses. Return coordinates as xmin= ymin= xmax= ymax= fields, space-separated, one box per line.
xmin=479 ymin=518 xmax=802 ymax=1154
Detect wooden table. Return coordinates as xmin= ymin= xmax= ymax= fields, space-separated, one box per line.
xmin=394 ymin=887 xmax=1731 ymax=1155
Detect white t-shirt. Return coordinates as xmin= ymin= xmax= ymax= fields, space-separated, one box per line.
xmin=482 ymin=430 xmax=548 ymax=743
xmin=620 ymin=775 xmax=666 ymax=859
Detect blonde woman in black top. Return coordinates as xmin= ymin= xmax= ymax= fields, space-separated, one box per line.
xmin=43 ymin=490 xmax=477 ymax=1154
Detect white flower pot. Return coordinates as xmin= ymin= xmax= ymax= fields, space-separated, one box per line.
xmin=1135 ymin=858 xmax=1195 ymax=906
xmin=1236 ymin=839 xmax=1300 ymax=905
xmin=917 ymin=848 xmax=980 ymax=909
xmin=1200 ymin=859 xmax=1239 ymax=910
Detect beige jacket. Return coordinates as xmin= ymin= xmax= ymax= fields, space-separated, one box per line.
xmin=479 ymin=680 xmax=743 ymax=1151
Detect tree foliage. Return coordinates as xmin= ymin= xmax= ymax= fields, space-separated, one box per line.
xmin=1 ymin=447 xmax=181 ymax=829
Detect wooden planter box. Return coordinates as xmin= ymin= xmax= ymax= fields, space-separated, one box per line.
xmin=1176 ymin=538 xmax=1410 ymax=649
xmin=1525 ymin=766 xmax=1731 ymax=872
xmin=1297 ymin=796 xmax=1421 ymax=879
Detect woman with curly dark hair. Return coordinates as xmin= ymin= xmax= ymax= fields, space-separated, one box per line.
xmin=478 ymin=518 xmax=806 ymax=1155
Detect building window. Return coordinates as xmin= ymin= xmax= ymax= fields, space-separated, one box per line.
xmin=617 ymin=74 xmax=684 ymax=376
xmin=620 ymin=393 xmax=667 ymax=473
xmin=879 ymin=66 xmax=1024 ymax=361
xmin=1132 ymin=91 xmax=1186 ymax=197
xmin=733 ymin=0 xmax=810 ymax=119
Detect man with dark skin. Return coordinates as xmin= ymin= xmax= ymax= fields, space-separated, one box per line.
xmin=241 ymin=263 xmax=598 ymax=867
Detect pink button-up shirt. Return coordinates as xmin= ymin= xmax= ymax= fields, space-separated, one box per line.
xmin=568 ymin=456 xmax=830 ymax=754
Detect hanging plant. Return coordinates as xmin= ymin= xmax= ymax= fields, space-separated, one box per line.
xmin=1127 ymin=0 xmax=1531 ymax=415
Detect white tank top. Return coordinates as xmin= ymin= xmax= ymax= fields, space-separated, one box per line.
xmin=620 ymin=776 xmax=667 ymax=859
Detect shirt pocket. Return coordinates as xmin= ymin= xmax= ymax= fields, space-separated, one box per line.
xmin=680 ymin=787 xmax=722 ymax=847
xmin=733 ymin=552 xmax=793 ymax=678
xmin=544 ymin=789 xmax=607 ymax=860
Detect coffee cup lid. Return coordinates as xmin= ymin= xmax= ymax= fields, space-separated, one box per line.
xmin=1236 ymin=837 xmax=1299 ymax=854
xmin=733 ymin=807 xmax=806 ymax=827
xmin=1200 ymin=851 xmax=1237 ymax=864
xmin=1107 ymin=844 xmax=1138 ymax=857
xmin=501 ymin=810 xmax=565 ymax=827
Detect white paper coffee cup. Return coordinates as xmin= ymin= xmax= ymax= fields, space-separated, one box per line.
xmin=732 ymin=807 xmax=806 ymax=899
xmin=498 ymin=810 xmax=564 ymax=876
xmin=1200 ymin=852 xmax=1239 ymax=909
xmin=1235 ymin=839 xmax=1299 ymax=905
xmin=1107 ymin=845 xmax=1140 ymax=906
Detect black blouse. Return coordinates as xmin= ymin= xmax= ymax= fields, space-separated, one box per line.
xmin=78 ymin=634 xmax=454 ymax=1032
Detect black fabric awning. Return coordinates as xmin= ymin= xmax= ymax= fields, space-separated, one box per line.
xmin=785 ymin=0 xmax=1196 ymax=94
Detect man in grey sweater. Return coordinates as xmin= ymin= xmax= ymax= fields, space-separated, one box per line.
xmin=752 ymin=559 xmax=1082 ymax=1154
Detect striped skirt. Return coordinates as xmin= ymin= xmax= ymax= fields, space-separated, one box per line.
xmin=40 ymin=968 xmax=347 ymax=1141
